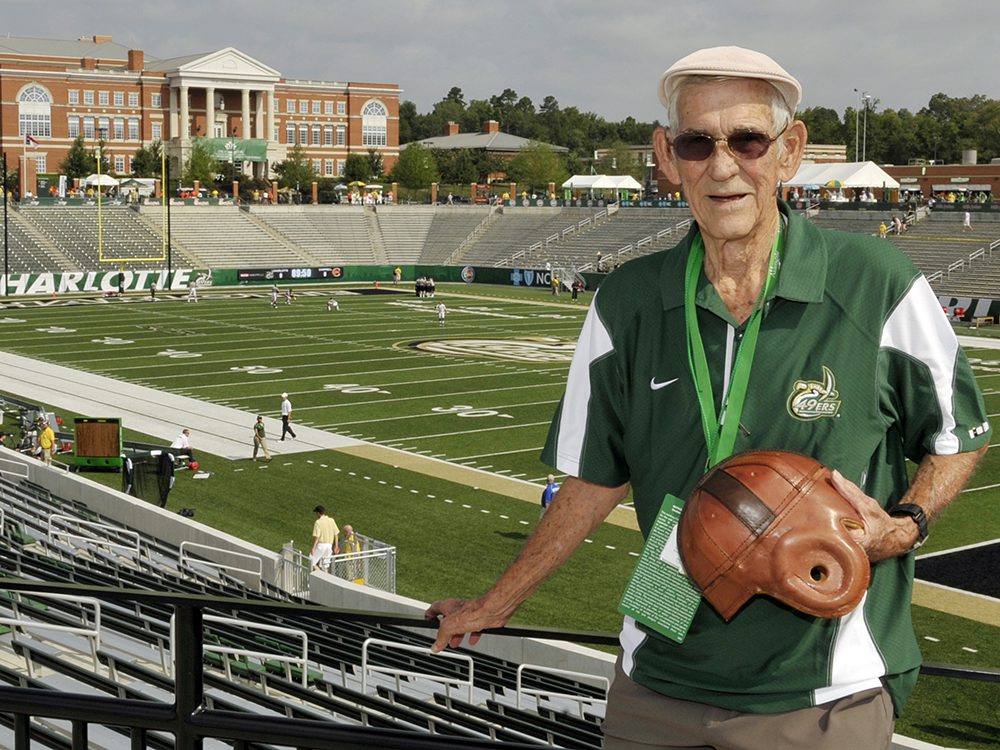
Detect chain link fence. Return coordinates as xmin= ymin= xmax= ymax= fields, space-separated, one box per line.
xmin=277 ymin=532 xmax=396 ymax=598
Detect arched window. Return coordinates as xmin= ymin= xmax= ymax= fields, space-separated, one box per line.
xmin=362 ymin=100 xmax=387 ymax=147
xmin=19 ymin=85 xmax=52 ymax=138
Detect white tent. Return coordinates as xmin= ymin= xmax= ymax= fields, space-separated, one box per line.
xmin=83 ymin=173 xmax=119 ymax=187
xmin=786 ymin=161 xmax=899 ymax=189
xmin=562 ymin=174 xmax=644 ymax=191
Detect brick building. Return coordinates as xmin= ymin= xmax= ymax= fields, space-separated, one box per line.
xmin=0 ymin=35 xmax=400 ymax=195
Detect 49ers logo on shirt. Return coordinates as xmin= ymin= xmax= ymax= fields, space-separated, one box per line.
xmin=786 ymin=365 xmax=842 ymax=421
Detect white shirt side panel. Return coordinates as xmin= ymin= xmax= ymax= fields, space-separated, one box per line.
xmin=553 ymin=300 xmax=615 ymax=477
xmin=879 ymin=275 xmax=961 ymax=454
xmin=812 ymin=591 xmax=886 ymax=705
xmin=619 ymin=616 xmax=647 ymax=677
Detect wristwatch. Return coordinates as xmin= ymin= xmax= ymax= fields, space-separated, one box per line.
xmin=888 ymin=503 xmax=929 ymax=552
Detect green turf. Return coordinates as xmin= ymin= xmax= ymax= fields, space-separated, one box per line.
xmin=1 ymin=283 xmax=998 ymax=747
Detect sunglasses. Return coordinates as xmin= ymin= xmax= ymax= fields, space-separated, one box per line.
xmin=671 ymin=125 xmax=787 ymax=161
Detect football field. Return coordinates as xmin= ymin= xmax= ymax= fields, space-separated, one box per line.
xmin=0 ymin=282 xmax=998 ymax=748
xmin=4 ymin=284 xmax=581 ymax=483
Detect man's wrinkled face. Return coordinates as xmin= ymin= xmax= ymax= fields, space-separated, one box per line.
xmin=656 ymin=79 xmax=804 ymax=246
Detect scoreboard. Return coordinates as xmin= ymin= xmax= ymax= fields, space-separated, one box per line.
xmin=237 ymin=267 xmax=343 ymax=282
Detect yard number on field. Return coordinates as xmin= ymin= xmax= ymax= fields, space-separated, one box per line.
xmin=230 ymin=364 xmax=283 ymax=375
xmin=324 ymin=383 xmax=391 ymax=395
xmin=432 ymin=404 xmax=514 ymax=419
xmin=157 ymin=349 xmax=203 ymax=358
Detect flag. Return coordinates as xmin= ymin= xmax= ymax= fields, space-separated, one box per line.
xmin=25 ymin=134 xmax=40 ymax=148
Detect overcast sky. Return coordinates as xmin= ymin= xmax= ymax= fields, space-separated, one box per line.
xmin=4 ymin=0 xmax=999 ymax=124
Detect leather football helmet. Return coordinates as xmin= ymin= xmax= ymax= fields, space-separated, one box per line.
xmin=678 ymin=450 xmax=870 ymax=621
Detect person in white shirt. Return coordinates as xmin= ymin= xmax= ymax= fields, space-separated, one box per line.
xmin=280 ymin=392 xmax=297 ymax=441
xmin=436 ymin=302 xmax=447 ymax=326
xmin=170 ymin=428 xmax=193 ymax=459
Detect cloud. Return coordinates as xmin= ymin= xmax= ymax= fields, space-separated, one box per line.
xmin=3 ymin=0 xmax=1000 ymax=123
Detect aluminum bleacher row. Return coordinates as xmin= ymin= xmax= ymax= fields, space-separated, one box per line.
xmin=4 ymin=203 xmax=692 ymax=273
xmin=0 ymin=454 xmax=611 ymax=749
xmin=807 ymin=210 xmax=1000 ymax=297
xmin=6 ymin=202 xmax=1000 ymax=300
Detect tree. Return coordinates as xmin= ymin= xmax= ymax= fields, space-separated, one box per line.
xmin=798 ymin=107 xmax=844 ymax=146
xmin=506 ymin=141 xmax=568 ymax=193
xmin=343 ymin=154 xmax=370 ymax=183
xmin=273 ymin=144 xmax=314 ymax=190
xmin=131 ymin=140 xmax=163 ymax=178
xmin=60 ymin=135 xmax=97 ymax=179
xmin=366 ymin=148 xmax=384 ymax=179
xmin=398 ymin=100 xmax=419 ymax=144
xmin=390 ymin=143 xmax=440 ymax=189
xmin=434 ymin=148 xmax=478 ymax=184
xmin=182 ymin=137 xmax=218 ymax=187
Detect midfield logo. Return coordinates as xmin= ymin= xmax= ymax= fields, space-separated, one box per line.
xmin=786 ymin=365 xmax=842 ymax=421
xmin=407 ymin=336 xmax=576 ymax=363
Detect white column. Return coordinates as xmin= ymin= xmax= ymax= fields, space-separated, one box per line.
xmin=241 ymin=88 xmax=251 ymax=138
xmin=254 ymin=90 xmax=265 ymax=139
xmin=205 ymin=86 xmax=215 ymax=138
xmin=266 ymin=90 xmax=276 ymax=143
xmin=169 ymin=88 xmax=178 ymax=138
xmin=179 ymin=85 xmax=189 ymax=140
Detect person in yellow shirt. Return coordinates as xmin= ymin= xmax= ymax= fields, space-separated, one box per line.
xmin=339 ymin=524 xmax=365 ymax=583
xmin=309 ymin=505 xmax=340 ymax=571
xmin=37 ymin=419 xmax=57 ymax=466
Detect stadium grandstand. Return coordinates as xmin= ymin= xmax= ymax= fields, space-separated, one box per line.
xmin=1 ymin=200 xmax=1000 ymax=287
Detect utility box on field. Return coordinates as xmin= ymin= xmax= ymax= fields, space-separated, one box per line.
xmin=74 ymin=417 xmax=123 ymax=469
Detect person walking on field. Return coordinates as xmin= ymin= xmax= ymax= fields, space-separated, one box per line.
xmin=437 ymin=302 xmax=447 ymax=326
xmin=280 ymin=392 xmax=297 ymax=441
xmin=252 ymin=415 xmax=271 ymax=461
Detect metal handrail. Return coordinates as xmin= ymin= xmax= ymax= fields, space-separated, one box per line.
xmin=179 ymin=540 xmax=263 ymax=587
xmin=193 ymin=613 xmax=310 ymax=687
xmin=47 ymin=513 xmax=140 ymax=557
xmin=0 ymin=580 xmax=990 ymax=749
xmin=515 ymin=663 xmax=609 ymax=718
xmin=361 ymin=637 xmax=475 ymax=703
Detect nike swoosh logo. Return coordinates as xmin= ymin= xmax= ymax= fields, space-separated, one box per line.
xmin=650 ymin=377 xmax=679 ymax=391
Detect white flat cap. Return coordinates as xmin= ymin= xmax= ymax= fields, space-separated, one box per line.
xmin=281 ymin=392 xmax=288 ymax=398
xmin=659 ymin=46 xmax=801 ymax=113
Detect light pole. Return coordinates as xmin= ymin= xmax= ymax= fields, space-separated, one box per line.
xmin=853 ymin=88 xmax=860 ymax=162
xmin=853 ymin=89 xmax=869 ymax=162
xmin=861 ymin=93 xmax=872 ymax=163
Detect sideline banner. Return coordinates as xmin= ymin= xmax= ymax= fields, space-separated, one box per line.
xmin=0 ymin=269 xmax=203 ymax=296
xmin=1 ymin=264 xmax=606 ymax=296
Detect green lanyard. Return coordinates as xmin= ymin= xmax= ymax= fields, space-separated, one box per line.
xmin=684 ymin=227 xmax=783 ymax=468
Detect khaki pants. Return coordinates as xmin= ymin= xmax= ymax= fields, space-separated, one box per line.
xmin=602 ymin=660 xmax=894 ymax=750
xmin=253 ymin=435 xmax=270 ymax=460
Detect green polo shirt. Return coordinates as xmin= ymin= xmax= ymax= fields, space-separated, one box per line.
xmin=542 ymin=202 xmax=990 ymax=714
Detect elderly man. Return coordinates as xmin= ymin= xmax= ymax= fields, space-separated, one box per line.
xmin=427 ymin=46 xmax=989 ymax=750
